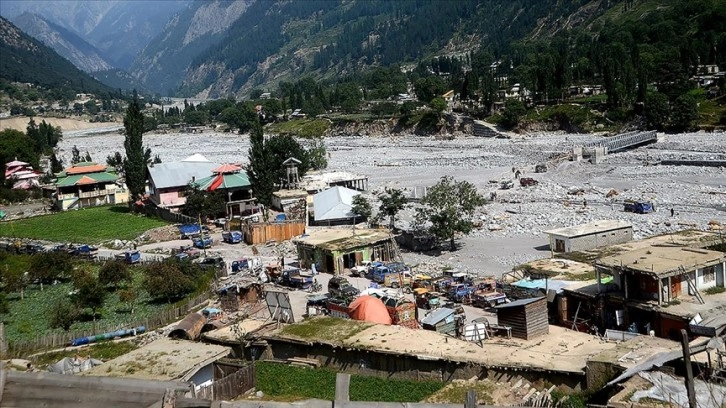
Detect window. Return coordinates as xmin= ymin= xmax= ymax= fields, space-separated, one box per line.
xmin=703 ymin=266 xmax=715 ymax=283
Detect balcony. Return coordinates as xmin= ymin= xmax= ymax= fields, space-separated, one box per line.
xmin=58 ymin=189 xmax=115 ymax=200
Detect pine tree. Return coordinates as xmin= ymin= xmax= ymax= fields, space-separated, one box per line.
xmin=123 ymin=90 xmax=146 ymax=202
xmin=246 ymin=121 xmax=275 ymax=221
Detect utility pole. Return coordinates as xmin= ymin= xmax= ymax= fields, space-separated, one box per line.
xmin=680 ymin=329 xmax=697 ymax=408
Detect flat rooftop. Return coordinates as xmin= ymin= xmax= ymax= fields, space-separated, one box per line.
xmin=83 ymin=338 xmax=229 ymax=381
xmin=294 ymin=228 xmax=391 ymax=251
xmin=264 ymin=317 xmax=624 ymax=374
xmin=521 ymin=258 xmax=596 ymax=279
xmin=588 ymin=335 xmax=680 ymax=368
xmin=544 ymin=220 xmax=632 ymax=238
xmin=597 ymin=246 xmax=725 ymax=277
xmin=202 ymin=319 xmax=271 ymax=344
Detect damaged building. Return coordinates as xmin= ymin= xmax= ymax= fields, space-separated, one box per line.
xmin=294 ymin=229 xmax=397 ymax=274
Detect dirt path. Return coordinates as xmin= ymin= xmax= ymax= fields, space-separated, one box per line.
xmin=0 ymin=116 xmax=121 ymax=132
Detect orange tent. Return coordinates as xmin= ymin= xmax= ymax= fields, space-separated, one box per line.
xmin=347 ymin=295 xmax=392 ymax=325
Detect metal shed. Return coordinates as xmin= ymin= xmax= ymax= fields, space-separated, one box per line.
xmin=420 ymin=307 xmax=457 ymax=336
xmin=495 ymin=297 xmax=549 ymax=340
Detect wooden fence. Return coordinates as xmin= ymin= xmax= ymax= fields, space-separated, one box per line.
xmin=2 ymin=289 xmax=213 ymax=359
xmin=195 ymin=363 xmax=256 ymax=401
xmin=241 ymin=220 xmax=306 ymax=245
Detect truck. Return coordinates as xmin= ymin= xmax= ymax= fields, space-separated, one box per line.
xmin=624 ymin=200 xmax=654 ymax=214
xmin=114 ymin=250 xmax=141 ymax=264
xmin=383 ymin=271 xmax=413 ymax=291
xmin=192 ymin=234 xmax=213 ymax=249
xmin=350 ymin=261 xmax=372 ymax=277
xmin=222 ymin=230 xmax=243 ymax=244
xmin=447 ymin=283 xmax=475 ymax=303
xmin=328 ymin=276 xmax=360 ymax=298
xmin=278 ymin=268 xmax=314 ymax=290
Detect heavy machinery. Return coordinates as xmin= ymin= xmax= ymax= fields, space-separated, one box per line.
xmin=623 ymin=200 xmax=654 ymax=214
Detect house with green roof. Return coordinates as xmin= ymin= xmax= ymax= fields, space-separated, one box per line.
xmin=193 ymin=163 xmax=256 ymax=217
xmin=54 ymin=162 xmax=128 ymax=210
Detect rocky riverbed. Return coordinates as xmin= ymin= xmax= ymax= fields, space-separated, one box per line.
xmin=58 ymin=127 xmax=726 ymax=276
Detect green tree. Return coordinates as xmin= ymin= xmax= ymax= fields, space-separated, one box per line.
xmin=305 ymin=138 xmax=328 ymax=171
xmin=182 ymin=184 xmax=226 ymax=220
xmin=123 ymin=91 xmax=146 ymax=202
xmin=377 ymin=188 xmax=408 ymax=230
xmin=143 ymin=261 xmax=196 ymax=303
xmin=351 ymin=194 xmax=372 ymax=223
xmin=71 ymin=145 xmax=82 ymax=164
xmin=118 ymin=288 xmax=138 ymax=313
xmin=98 ymin=260 xmax=131 ymax=289
xmin=72 ymin=269 xmax=107 ymax=322
xmin=49 ymin=299 xmax=80 ymax=331
xmin=500 ymin=99 xmax=527 ymax=130
xmin=184 ymin=110 xmax=210 ymax=125
xmin=644 ymin=92 xmax=670 ymax=130
xmin=247 ymin=122 xmax=276 ymax=220
xmin=414 ymin=176 xmax=486 ymax=251
xmin=49 ymin=152 xmax=64 ymax=174
xmin=106 ymin=151 xmax=124 ymax=172
xmin=0 ymin=129 xmax=40 ymax=169
xmin=430 ymin=97 xmax=447 ymax=114
xmin=29 ymin=252 xmax=73 ymax=290
xmin=670 ymin=94 xmax=699 ymax=131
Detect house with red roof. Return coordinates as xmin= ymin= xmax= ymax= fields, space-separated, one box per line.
xmin=5 ymin=159 xmax=43 ymax=190
xmin=54 ymin=162 xmax=128 ymax=210
xmin=193 ymin=163 xmax=255 ymax=217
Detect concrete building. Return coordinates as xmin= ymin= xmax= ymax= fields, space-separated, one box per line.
xmin=300 ymin=171 xmax=368 ymax=193
xmin=54 ymin=162 xmax=128 ymax=210
xmin=272 ymin=189 xmax=308 ymax=212
xmin=545 ymin=220 xmax=633 ymax=253
xmin=294 ymin=229 xmax=397 ymax=274
xmin=595 ymin=246 xmax=726 ymax=306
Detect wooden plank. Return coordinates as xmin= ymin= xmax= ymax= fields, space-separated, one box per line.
xmin=0 ymin=361 xmax=5 ymax=403
xmin=465 ymin=390 xmax=477 ymax=408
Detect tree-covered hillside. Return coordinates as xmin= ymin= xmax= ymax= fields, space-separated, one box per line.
xmin=0 ymin=17 xmax=114 ymax=99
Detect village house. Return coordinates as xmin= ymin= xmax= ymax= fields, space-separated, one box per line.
xmin=54 ymin=162 xmax=127 ymax=210
xmin=311 ymin=186 xmax=361 ymax=226
xmin=147 ymin=154 xmax=218 ymax=211
xmin=271 ymin=189 xmax=308 ymax=212
xmin=4 ymin=159 xmax=43 ymax=189
xmin=193 ymin=163 xmax=255 ymax=217
xmin=294 ymin=228 xmax=397 ymax=274
xmin=545 ymin=220 xmax=634 ymax=253
xmin=442 ymin=89 xmax=455 ymax=113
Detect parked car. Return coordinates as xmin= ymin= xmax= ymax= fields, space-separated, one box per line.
xmin=222 ymin=230 xmax=243 ymax=244
xmin=350 ymin=261 xmax=372 ymax=277
xmin=192 ymin=234 xmax=213 ymax=249
xmin=328 ymin=276 xmax=360 ymax=298
xmin=195 ymin=256 xmax=226 ymax=271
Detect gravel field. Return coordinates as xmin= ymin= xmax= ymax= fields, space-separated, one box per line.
xmin=59 ymin=127 xmax=726 ymax=277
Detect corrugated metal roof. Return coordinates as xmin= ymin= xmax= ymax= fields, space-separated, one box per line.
xmin=313 ymin=186 xmax=360 ymax=221
xmin=195 ymin=172 xmax=251 ymax=190
xmin=495 ymin=296 xmax=546 ymax=309
xmin=420 ymin=307 xmax=455 ymax=325
xmin=148 ymin=161 xmax=219 ymax=189
xmin=56 ymin=172 xmax=118 ymax=187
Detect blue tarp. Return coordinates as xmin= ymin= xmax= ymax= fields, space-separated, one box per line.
xmin=513 ymin=279 xmax=570 ymax=293
xmin=179 ymin=224 xmax=200 ymax=236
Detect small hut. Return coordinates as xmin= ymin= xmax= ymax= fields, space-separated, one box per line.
xmin=218 ymin=279 xmax=263 ymax=312
xmin=495 ymin=297 xmax=549 ymax=340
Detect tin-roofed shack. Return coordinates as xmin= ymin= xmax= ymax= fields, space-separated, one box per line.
xmin=545 ymin=220 xmax=633 ymax=253
xmin=496 ymin=297 xmax=549 ymax=340
xmin=295 ymin=229 xmax=397 ymax=274
xmin=218 ymin=277 xmax=263 ymax=312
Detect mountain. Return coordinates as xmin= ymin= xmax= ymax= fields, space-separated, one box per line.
xmin=0 ymin=16 xmax=112 ymax=96
xmin=175 ymin=0 xmax=614 ymax=98
xmin=128 ymin=0 xmax=254 ymax=96
xmin=0 ymin=0 xmax=190 ymax=70
xmin=12 ymin=12 xmax=113 ymax=73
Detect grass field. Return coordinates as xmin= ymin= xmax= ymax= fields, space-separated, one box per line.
xmin=3 ymin=265 xmax=169 ymax=345
xmin=256 ymin=362 xmax=444 ymax=402
xmin=0 ymin=205 xmax=168 ymax=243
